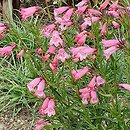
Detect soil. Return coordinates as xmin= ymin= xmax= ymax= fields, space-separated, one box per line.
xmin=0 ymin=109 xmax=34 ymax=130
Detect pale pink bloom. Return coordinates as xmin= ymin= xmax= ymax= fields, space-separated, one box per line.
xmin=76 ymin=0 xmax=88 ymax=7
xmin=49 ymin=55 xmax=59 ymax=73
xmin=103 ymin=46 xmax=119 ymax=60
xmin=90 ymin=55 xmax=96 ymax=61
xmin=27 ymin=77 xmax=41 ymax=92
xmin=34 ymin=79 xmax=46 ymax=98
xmin=21 ymin=6 xmax=40 ymax=21
xmin=54 ymin=6 xmax=69 ymax=18
xmin=109 ymin=0 xmax=118 ymax=10
xmin=35 ymin=48 xmax=43 ymax=54
xmin=42 ymin=24 xmax=56 ymax=38
xmin=127 ymin=7 xmax=130 ymax=12
xmin=87 ymin=9 xmax=102 ymax=15
xmin=118 ymin=84 xmax=130 ymax=91
xmin=96 ymin=76 xmax=106 ymax=87
xmin=107 ymin=10 xmax=120 ymax=18
xmin=49 ymin=31 xmax=64 ymax=47
xmin=112 ymin=21 xmax=120 ymax=28
xmin=0 ymin=25 xmax=7 ymax=34
xmin=77 ymin=6 xmax=87 ymax=14
xmin=100 ymin=22 xmax=107 ymax=35
xmin=70 ymin=46 xmax=96 ymax=61
xmin=59 ymin=21 xmax=73 ymax=31
xmin=17 ymin=50 xmax=24 ymax=58
xmin=42 ymin=46 xmax=57 ymax=61
xmin=44 ymin=99 xmax=56 ymax=117
xmin=57 ymin=48 xmax=70 ymax=62
xmin=82 ymin=97 xmax=89 ymax=105
xmin=100 ymin=0 xmax=110 ymax=10
xmin=35 ymin=119 xmax=49 ymax=130
xmin=71 ymin=66 xmax=89 ymax=80
xmin=39 ymin=97 xmax=50 ymax=115
xmin=0 ymin=33 xmax=5 ymax=39
xmin=80 ymin=17 xmax=101 ymax=30
xmin=101 ymin=39 xmax=120 ymax=48
xmin=90 ymin=90 xmax=99 ymax=104
xmin=62 ymin=8 xmax=73 ymax=22
xmin=0 ymin=43 xmax=16 ymax=57
xmin=75 ymin=32 xmax=87 ymax=46
xmin=35 ymin=124 xmax=45 ymax=130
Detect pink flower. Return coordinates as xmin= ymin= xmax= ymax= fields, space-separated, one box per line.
xmin=39 ymin=97 xmax=50 ymax=115
xmin=49 ymin=31 xmax=64 ymax=47
xmin=101 ymin=39 xmax=121 ymax=48
xmin=109 ymin=0 xmax=118 ymax=11
xmin=35 ymin=124 xmax=45 ymax=130
xmin=0 ymin=33 xmax=6 ymax=39
xmin=96 ymin=76 xmax=106 ymax=87
xmin=71 ymin=66 xmax=89 ymax=81
xmin=80 ymin=17 xmax=101 ymax=30
xmin=27 ymin=77 xmax=41 ymax=92
xmin=54 ymin=6 xmax=69 ymax=18
xmin=39 ymin=98 xmax=56 ymax=117
xmin=44 ymin=99 xmax=56 ymax=117
xmin=35 ymin=119 xmax=49 ymax=130
xmin=57 ymin=48 xmax=70 ymax=62
xmin=100 ymin=0 xmax=110 ymax=10
xmin=70 ymin=46 xmax=96 ymax=62
xmin=118 ymin=84 xmax=130 ymax=91
xmin=0 ymin=43 xmax=16 ymax=57
xmin=34 ymin=79 xmax=46 ymax=98
xmin=90 ymin=90 xmax=99 ymax=104
xmin=75 ymin=32 xmax=87 ymax=46
xmin=21 ymin=6 xmax=40 ymax=21
xmin=103 ymin=46 xmax=119 ymax=60
xmin=77 ymin=6 xmax=87 ymax=14
xmin=76 ymin=0 xmax=88 ymax=7
xmin=0 ymin=23 xmax=7 ymax=34
xmin=112 ymin=21 xmax=120 ymax=28
xmin=100 ymin=22 xmax=107 ymax=35
xmin=87 ymin=9 xmax=102 ymax=15
xmin=62 ymin=8 xmax=73 ymax=22
xmin=42 ymin=24 xmax=56 ymax=38
xmin=35 ymin=48 xmax=43 ymax=54
xmin=42 ymin=46 xmax=57 ymax=61
xmin=107 ymin=10 xmax=120 ymax=18
xmin=49 ymin=55 xmax=59 ymax=73
xmin=17 ymin=50 xmax=24 ymax=58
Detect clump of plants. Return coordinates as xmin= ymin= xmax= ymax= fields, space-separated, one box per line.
xmin=0 ymin=0 xmax=130 ymax=129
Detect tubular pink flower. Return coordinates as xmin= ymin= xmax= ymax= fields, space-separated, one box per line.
xmin=76 ymin=0 xmax=88 ymax=7
xmin=87 ymin=76 xmax=96 ymax=90
xmin=70 ymin=46 xmax=96 ymax=61
xmin=34 ymin=79 xmax=46 ymax=99
xmin=103 ymin=46 xmax=119 ymax=60
xmin=35 ymin=48 xmax=43 ymax=54
xmin=112 ymin=21 xmax=120 ymax=28
xmin=49 ymin=31 xmax=64 ymax=47
xmin=54 ymin=6 xmax=69 ymax=18
xmin=71 ymin=66 xmax=89 ymax=81
xmin=17 ymin=50 xmax=24 ymax=58
xmin=57 ymin=48 xmax=70 ymax=62
xmin=100 ymin=22 xmax=107 ymax=35
xmin=42 ymin=24 xmax=56 ymax=38
xmin=62 ymin=8 xmax=73 ymax=22
xmin=109 ymin=0 xmax=118 ymax=10
xmin=27 ymin=77 xmax=41 ymax=92
xmin=100 ymin=0 xmax=110 ymax=10
xmin=35 ymin=124 xmax=45 ymax=130
xmin=90 ymin=90 xmax=99 ymax=104
xmin=39 ymin=97 xmax=50 ymax=115
xmin=107 ymin=10 xmax=120 ymax=18
xmin=44 ymin=99 xmax=56 ymax=117
xmin=101 ymin=39 xmax=120 ymax=48
xmin=87 ymin=9 xmax=102 ymax=15
xmin=118 ymin=84 xmax=130 ymax=91
xmin=77 ymin=6 xmax=87 ymax=14
xmin=0 ymin=43 xmax=16 ymax=57
xmin=21 ymin=6 xmax=40 ymax=21
xmin=96 ymin=76 xmax=106 ymax=87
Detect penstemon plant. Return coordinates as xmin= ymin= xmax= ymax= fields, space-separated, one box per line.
xmin=0 ymin=0 xmax=130 ymax=129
